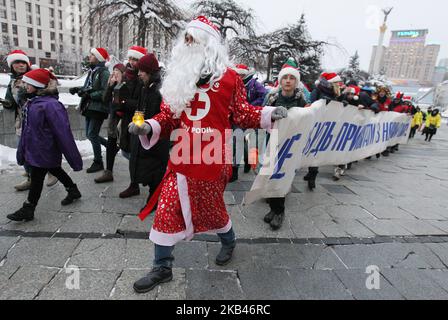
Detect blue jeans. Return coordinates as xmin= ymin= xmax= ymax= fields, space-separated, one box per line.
xmin=85 ymin=117 xmax=107 ymax=163
xmin=154 ymin=228 xmax=236 ymax=269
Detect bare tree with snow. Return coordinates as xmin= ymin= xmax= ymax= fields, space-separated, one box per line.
xmin=87 ymin=0 xmax=187 ymax=50
xmin=191 ymin=0 xmax=256 ymax=40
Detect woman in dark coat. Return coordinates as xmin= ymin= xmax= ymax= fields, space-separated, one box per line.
xmin=8 ymin=69 xmax=83 ymax=222
xmin=129 ymin=54 xmax=170 ymax=206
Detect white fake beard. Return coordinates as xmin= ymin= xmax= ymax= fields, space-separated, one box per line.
xmin=161 ymin=29 xmax=230 ymax=118
xmin=161 ymin=43 xmax=207 ymax=118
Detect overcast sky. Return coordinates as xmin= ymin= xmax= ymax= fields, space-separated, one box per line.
xmin=178 ymin=0 xmax=447 ymax=71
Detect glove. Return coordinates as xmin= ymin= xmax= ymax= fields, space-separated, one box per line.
xmin=69 ymin=87 xmax=80 ymax=95
xmin=271 ymin=107 xmax=288 ymax=121
xmin=129 ymin=122 xmax=152 ymax=136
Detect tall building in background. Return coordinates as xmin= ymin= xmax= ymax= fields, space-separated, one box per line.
xmin=369 ymin=29 xmax=440 ymax=85
xmin=0 ymin=0 xmax=86 ymax=74
xmin=1 ymin=0 xmax=182 ymax=75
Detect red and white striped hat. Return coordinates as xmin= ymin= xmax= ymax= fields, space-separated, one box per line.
xmin=22 ymin=68 xmax=56 ymax=88
xmin=127 ymin=46 xmax=148 ymax=60
xmin=187 ymin=16 xmax=220 ymax=40
xmin=90 ymin=48 xmax=109 ymax=63
xmin=7 ymin=50 xmax=30 ymax=67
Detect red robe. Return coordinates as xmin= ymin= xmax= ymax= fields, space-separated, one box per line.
xmin=139 ymin=68 xmax=275 ymax=246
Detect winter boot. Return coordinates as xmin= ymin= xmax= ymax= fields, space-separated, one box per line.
xmin=15 ymin=177 xmax=31 ymax=192
xmin=61 ymin=184 xmax=82 ymax=206
xmin=46 ymin=173 xmax=58 ymax=187
xmin=86 ymin=161 xmax=104 ymax=174
xmin=7 ymin=202 xmax=36 ymax=222
xmin=133 ymin=267 xmax=173 ymax=294
xmin=376 ymin=153 xmax=381 ymax=159
xmin=94 ymin=170 xmax=114 ymax=184
xmin=264 ymin=210 xmax=276 ymax=224
xmin=229 ymin=166 xmax=239 ymax=183
xmin=381 ymin=150 xmax=390 ymax=157
xmin=244 ymin=162 xmax=252 ymax=174
xmin=270 ymin=211 xmax=285 ymax=231
xmin=215 ymin=243 xmax=236 ymax=266
xmin=119 ymin=183 xmax=140 ymax=199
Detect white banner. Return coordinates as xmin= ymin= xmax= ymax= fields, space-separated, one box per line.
xmin=245 ymin=100 xmax=412 ymax=204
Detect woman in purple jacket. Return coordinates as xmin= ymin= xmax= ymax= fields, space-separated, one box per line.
xmin=8 ymin=68 xmax=83 ymax=222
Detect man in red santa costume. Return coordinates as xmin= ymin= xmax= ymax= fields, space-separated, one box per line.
xmin=129 ymin=16 xmax=288 ymax=293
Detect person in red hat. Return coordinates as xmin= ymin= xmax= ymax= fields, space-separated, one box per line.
xmin=124 ymin=54 xmax=170 ymax=210
xmin=1 ymin=50 xmax=34 ymax=191
xmin=117 ymin=46 xmax=149 ymax=198
xmin=305 ymin=72 xmax=343 ymax=190
xmin=128 ymin=16 xmax=288 ymax=293
xmin=7 ymin=69 xmax=83 ymax=222
xmin=94 ymin=63 xmax=127 ymax=183
xmin=70 ymin=48 xmax=110 ymax=174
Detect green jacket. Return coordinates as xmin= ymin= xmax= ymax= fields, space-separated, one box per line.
xmin=79 ymin=63 xmax=110 ymax=116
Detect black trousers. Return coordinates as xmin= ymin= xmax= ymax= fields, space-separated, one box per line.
xmin=28 ymin=166 xmax=75 ymax=205
xmin=268 ymin=197 xmax=285 ymax=214
xmin=410 ymin=126 xmax=419 ymax=138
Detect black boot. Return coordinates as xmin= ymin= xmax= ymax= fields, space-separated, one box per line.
xmin=303 ymin=173 xmax=311 ymax=181
xmin=61 ymin=185 xmax=82 ymax=206
xmin=264 ymin=210 xmax=276 ymax=224
xmin=244 ymin=163 xmax=252 ymax=174
xmin=382 ymin=150 xmax=390 ymax=157
xmin=308 ymin=174 xmax=317 ymax=191
xmin=119 ymin=183 xmax=140 ymax=199
xmin=376 ymin=153 xmax=381 ymax=159
xmin=133 ymin=267 xmax=173 ymax=294
xmin=7 ymin=202 xmax=36 ymax=222
xmin=270 ymin=211 xmax=285 ymax=231
xmin=86 ymin=161 xmax=104 ymax=174
xmin=229 ymin=166 xmax=239 ymax=183
xmin=215 ymin=243 xmax=236 ymax=266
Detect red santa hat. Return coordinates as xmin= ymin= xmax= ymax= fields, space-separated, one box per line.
xmin=7 ymin=50 xmax=30 ymax=67
xmin=395 ymin=92 xmax=404 ymax=100
xmin=278 ymin=58 xmax=301 ymax=84
xmin=22 ymin=68 xmax=57 ymax=88
xmin=321 ymin=72 xmax=342 ymax=83
xmin=187 ymin=16 xmax=221 ymax=40
xmin=127 ymin=46 xmax=148 ymax=60
xmin=234 ymin=64 xmax=249 ymax=77
xmin=90 ymin=48 xmax=110 ymax=63
xmin=345 ymin=85 xmax=361 ymax=100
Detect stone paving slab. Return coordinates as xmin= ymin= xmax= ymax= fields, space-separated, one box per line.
xmin=334 ymin=269 xmax=405 ymax=300
xmin=0 ymin=266 xmax=59 ymax=300
xmin=0 ymin=236 xmax=19 ymax=261
xmin=380 ymin=269 xmax=448 ymax=300
xmin=37 ymin=269 xmax=120 ymax=300
xmin=4 ymin=238 xmax=80 ymax=268
xmin=68 ymin=239 xmax=127 ymax=270
xmin=186 ymin=270 xmax=244 ymax=300
xmin=58 ymin=213 xmax=123 ymax=235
